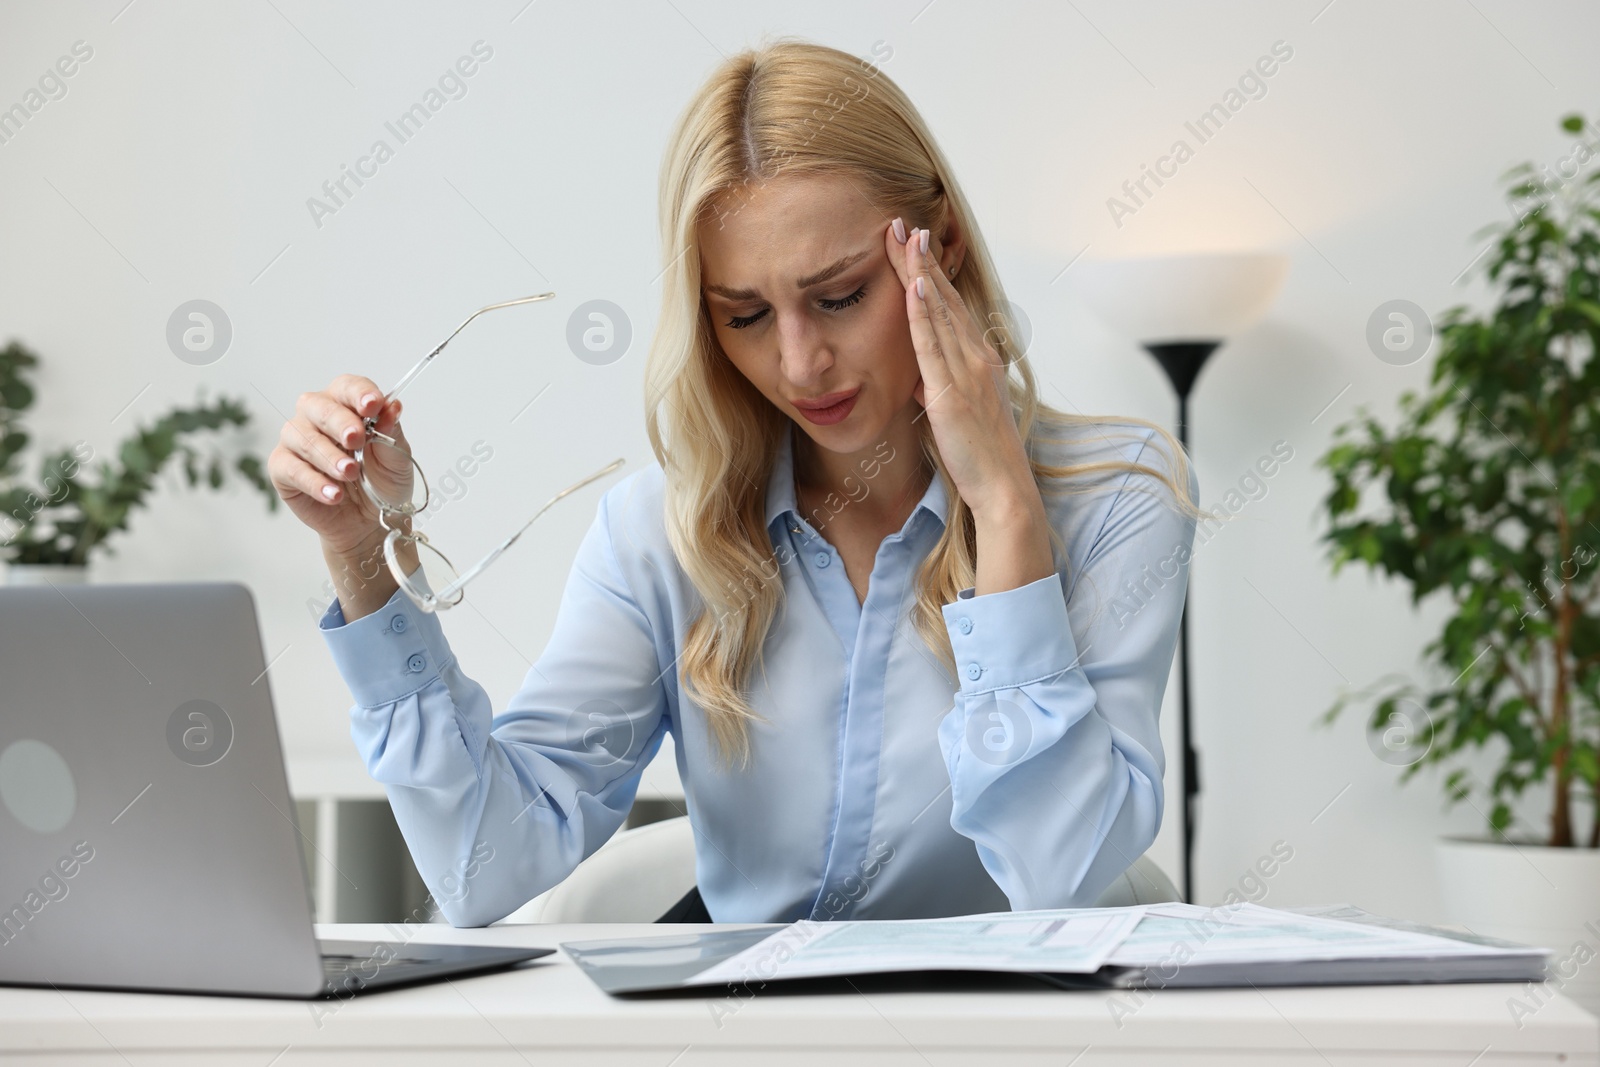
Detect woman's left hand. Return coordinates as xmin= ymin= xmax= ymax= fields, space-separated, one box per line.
xmin=885 ymin=217 xmax=1034 ymax=520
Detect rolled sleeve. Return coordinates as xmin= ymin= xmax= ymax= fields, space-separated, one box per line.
xmin=318 ymin=582 xmax=453 ymax=708
xmin=941 ymin=572 xmax=1080 ymax=696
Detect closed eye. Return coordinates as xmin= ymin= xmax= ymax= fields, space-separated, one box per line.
xmin=819 ymin=284 xmax=867 ymax=312
xmin=722 ymin=284 xmax=869 ymax=330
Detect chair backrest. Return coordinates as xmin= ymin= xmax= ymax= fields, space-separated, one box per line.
xmin=500 ymin=815 xmax=1180 ymax=924
xmin=500 ymin=815 xmax=698 ymax=924
xmin=1091 ymin=853 xmax=1182 ymax=907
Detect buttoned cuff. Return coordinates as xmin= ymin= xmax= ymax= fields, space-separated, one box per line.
xmin=318 ymin=581 xmax=453 ymax=708
xmin=942 ymin=572 xmax=1080 ymax=694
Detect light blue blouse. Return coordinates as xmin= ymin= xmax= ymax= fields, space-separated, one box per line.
xmin=318 ymin=418 xmax=1198 ymax=926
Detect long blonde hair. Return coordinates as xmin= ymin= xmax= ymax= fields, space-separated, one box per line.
xmin=644 ymin=39 xmax=1202 ymax=768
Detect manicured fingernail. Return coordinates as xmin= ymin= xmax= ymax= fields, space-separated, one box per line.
xmin=336 ymin=458 xmax=355 ymax=476
xmin=918 ymin=228 xmax=930 ymax=254
xmin=321 ymin=485 xmax=339 ymax=500
xmin=891 ymin=217 xmax=907 ymax=244
xmin=915 ymin=276 xmax=925 ymax=299
xmin=360 ymin=392 xmax=379 ymax=409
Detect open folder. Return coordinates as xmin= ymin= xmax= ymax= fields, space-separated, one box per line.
xmin=560 ymin=901 xmax=1551 ymax=996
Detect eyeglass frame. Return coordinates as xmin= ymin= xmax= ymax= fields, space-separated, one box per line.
xmin=352 ymin=293 xmax=626 ymax=613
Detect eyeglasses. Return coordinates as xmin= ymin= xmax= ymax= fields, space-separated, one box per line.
xmin=353 ymin=293 xmax=626 ymax=613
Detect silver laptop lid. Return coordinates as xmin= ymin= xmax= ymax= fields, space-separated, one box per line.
xmin=0 ymin=582 xmax=326 ymax=997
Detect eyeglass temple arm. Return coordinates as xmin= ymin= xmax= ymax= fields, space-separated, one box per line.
xmin=435 ymin=457 xmax=627 ymax=599
xmin=380 ymin=292 xmax=558 ymax=409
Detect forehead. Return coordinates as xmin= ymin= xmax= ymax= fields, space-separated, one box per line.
xmin=698 ymin=172 xmax=885 ymax=284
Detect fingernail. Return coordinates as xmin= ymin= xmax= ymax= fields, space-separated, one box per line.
xmin=892 ymin=217 xmax=907 ymax=244
xmin=336 ymin=458 xmax=355 ymax=476
xmin=918 ymin=228 xmax=930 ymax=254
xmin=321 ymin=485 xmax=339 ymax=500
xmin=915 ymin=276 xmax=925 ymax=299
xmin=360 ymin=392 xmax=379 ymax=409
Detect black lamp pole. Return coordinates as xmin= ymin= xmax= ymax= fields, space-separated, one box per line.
xmin=1141 ymin=340 xmax=1219 ymax=906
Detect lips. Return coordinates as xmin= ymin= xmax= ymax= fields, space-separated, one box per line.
xmin=792 ymin=387 xmax=860 ymax=411
xmin=792 ymin=387 xmax=860 ymax=426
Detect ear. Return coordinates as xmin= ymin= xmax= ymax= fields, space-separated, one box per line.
xmin=936 ymin=209 xmax=967 ymax=280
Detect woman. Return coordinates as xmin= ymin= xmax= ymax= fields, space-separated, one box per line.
xmin=268 ymin=40 xmax=1202 ymax=926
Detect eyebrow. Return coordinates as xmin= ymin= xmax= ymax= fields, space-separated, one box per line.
xmin=704 ymin=248 xmax=872 ymax=301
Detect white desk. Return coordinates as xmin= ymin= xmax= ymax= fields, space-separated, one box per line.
xmin=2 ymin=922 xmax=1595 ymax=1065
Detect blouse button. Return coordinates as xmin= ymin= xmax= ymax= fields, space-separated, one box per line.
xmin=957 ymin=616 xmax=972 ymax=635
xmin=965 ymin=662 xmax=982 ymax=681
xmin=815 ymin=552 xmax=831 ymax=568
xmin=407 ymin=653 xmax=427 ymax=673
xmin=390 ymin=614 xmax=408 ymax=633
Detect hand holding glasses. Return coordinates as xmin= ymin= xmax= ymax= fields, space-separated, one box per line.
xmin=353 ymin=293 xmax=625 ymax=613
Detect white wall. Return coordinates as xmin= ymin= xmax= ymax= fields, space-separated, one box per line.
xmin=3 ymin=0 xmax=1593 ymax=922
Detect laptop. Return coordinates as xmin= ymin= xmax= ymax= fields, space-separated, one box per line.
xmin=0 ymin=581 xmax=552 ymax=998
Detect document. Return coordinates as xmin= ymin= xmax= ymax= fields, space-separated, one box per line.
xmin=686 ymin=906 xmax=1147 ymax=986
xmin=561 ymin=901 xmax=1552 ymax=996
xmin=1107 ymin=901 xmax=1538 ymax=966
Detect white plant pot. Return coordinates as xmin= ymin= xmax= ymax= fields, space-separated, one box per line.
xmin=1436 ymin=835 xmax=1600 ymax=1018
xmin=3 ymin=563 xmax=88 ymax=586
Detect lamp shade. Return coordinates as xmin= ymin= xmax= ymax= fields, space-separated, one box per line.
xmin=1071 ymin=253 xmax=1290 ymax=344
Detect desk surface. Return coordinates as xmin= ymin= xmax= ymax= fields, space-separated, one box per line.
xmin=2 ymin=922 xmax=1595 ymax=1065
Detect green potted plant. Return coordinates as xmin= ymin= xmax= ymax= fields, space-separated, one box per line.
xmin=0 ymin=339 xmax=278 ymax=582
xmin=1316 ymin=114 xmax=1600 ymax=1014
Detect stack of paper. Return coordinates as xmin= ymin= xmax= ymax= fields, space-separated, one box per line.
xmin=560 ymin=900 xmax=1551 ymax=996
xmin=1058 ymin=901 xmax=1551 ymax=990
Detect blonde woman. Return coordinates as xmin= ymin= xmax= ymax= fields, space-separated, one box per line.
xmin=269 ymin=39 xmax=1201 ymax=925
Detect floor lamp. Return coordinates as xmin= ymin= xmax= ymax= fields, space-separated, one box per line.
xmin=1072 ymin=253 xmax=1289 ymax=904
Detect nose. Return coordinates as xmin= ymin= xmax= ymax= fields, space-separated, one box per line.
xmin=775 ymin=310 xmax=832 ymax=389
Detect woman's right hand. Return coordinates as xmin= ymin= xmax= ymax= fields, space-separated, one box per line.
xmin=268 ymin=374 xmax=415 ymax=558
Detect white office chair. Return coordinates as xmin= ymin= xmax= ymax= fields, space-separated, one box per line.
xmin=496 ymin=815 xmax=1180 ymax=923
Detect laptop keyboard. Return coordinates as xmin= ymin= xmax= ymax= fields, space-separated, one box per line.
xmin=321 ymin=949 xmax=442 ymax=978
xmin=315 ymin=938 xmax=550 ymax=994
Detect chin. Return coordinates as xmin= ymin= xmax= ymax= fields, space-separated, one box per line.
xmin=796 ymin=414 xmax=885 ymax=454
